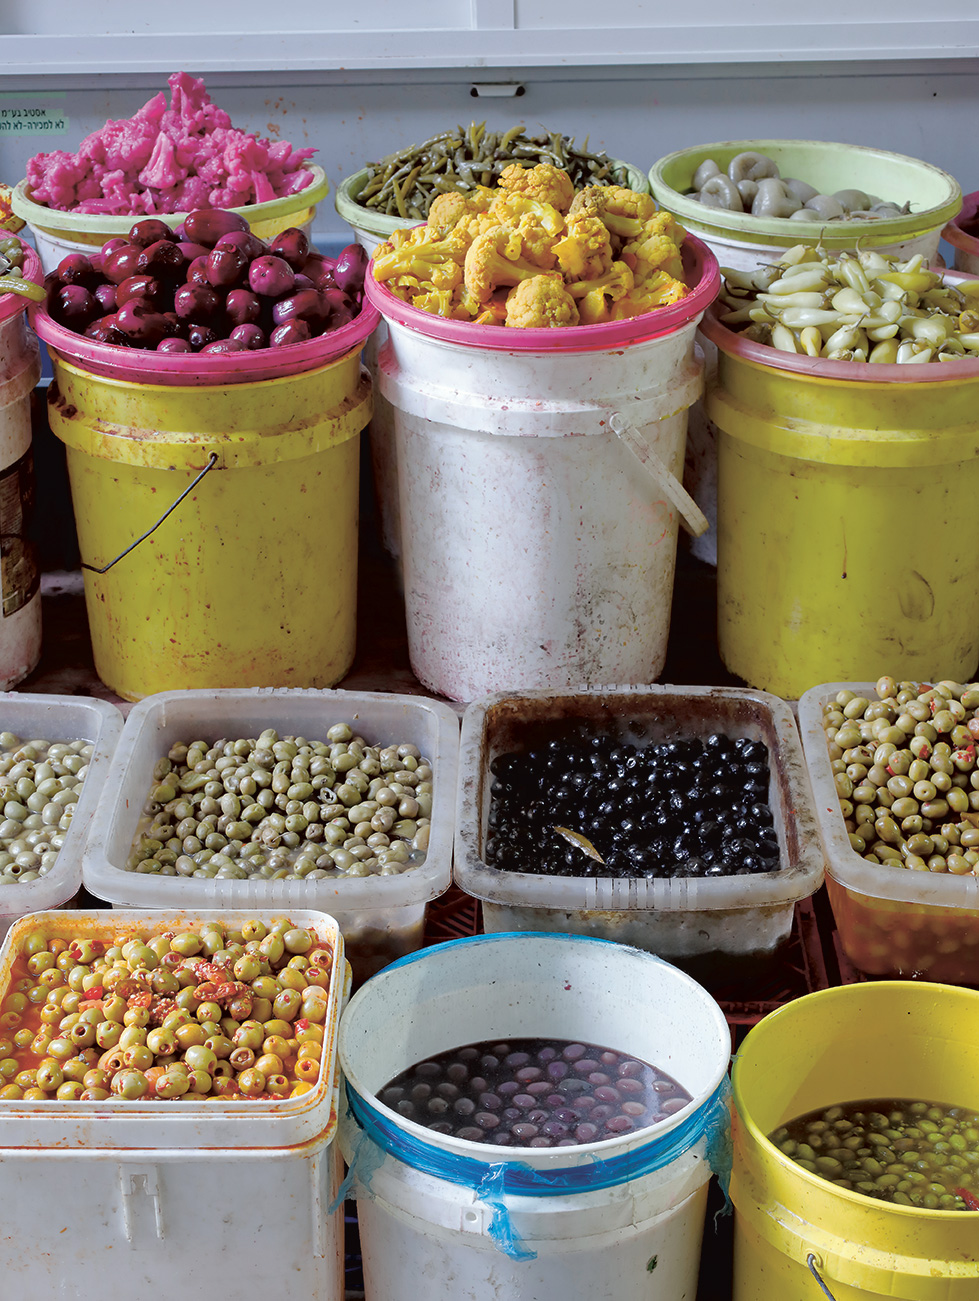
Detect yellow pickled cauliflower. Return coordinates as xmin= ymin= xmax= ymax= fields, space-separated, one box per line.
xmin=426 ymin=187 xmax=495 ymax=239
xmin=569 ymin=185 xmax=656 ymax=239
xmin=497 ymin=162 xmax=575 ymax=213
xmin=552 ymin=214 xmax=613 ymax=281
xmin=464 ymin=228 xmax=546 ymax=303
xmin=505 ymin=275 xmax=581 ymax=328
xmin=566 ymin=261 xmax=635 ymax=324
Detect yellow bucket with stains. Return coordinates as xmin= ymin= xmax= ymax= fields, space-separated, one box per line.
xmin=732 ymin=982 xmax=979 ymax=1300
xmin=700 ymin=311 xmax=979 ymax=698
xmin=45 ymin=333 xmax=372 ymax=701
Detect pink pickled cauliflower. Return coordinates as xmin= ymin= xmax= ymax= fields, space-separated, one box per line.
xmin=26 ymin=73 xmax=316 ymax=215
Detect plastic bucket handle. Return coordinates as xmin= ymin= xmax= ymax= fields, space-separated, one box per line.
xmin=609 ymin=412 xmax=709 ymax=536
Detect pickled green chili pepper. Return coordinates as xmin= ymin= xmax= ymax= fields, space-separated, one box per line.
xmin=0 ymin=276 xmax=44 ymax=303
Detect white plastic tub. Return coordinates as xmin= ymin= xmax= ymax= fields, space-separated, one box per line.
xmin=0 ymin=907 xmax=347 ymax=1294
xmin=0 ymin=692 xmax=122 ymax=939
xmin=337 ymin=932 xmax=731 ymax=1301
xmin=80 ymin=689 xmax=459 ymax=984
xmin=799 ymin=681 xmax=979 ymax=984
xmin=455 ymin=686 xmax=824 ymax=988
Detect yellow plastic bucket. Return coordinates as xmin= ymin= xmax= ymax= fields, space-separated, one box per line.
xmin=701 ymin=313 xmax=979 ymax=698
xmin=45 ymin=346 xmax=371 ymax=701
xmin=731 ymin=982 xmax=979 ymax=1300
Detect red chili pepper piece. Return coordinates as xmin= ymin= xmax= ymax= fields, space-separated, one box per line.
xmin=954 ymin=1187 xmax=979 ymax=1211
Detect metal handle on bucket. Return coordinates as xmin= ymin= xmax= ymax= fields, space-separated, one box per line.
xmin=609 ymin=412 xmax=709 ymax=538
xmin=80 ymin=454 xmax=218 ymax=575
xmin=807 ymin=1253 xmax=837 ymax=1300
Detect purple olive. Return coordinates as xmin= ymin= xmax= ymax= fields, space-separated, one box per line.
xmin=94 ymin=283 xmax=118 ymax=313
xmin=224 ymin=289 xmax=261 ymax=328
xmin=200 ymin=337 xmax=247 ymax=355
xmin=269 ymin=319 xmax=311 ymax=348
xmin=116 ymin=274 xmax=161 ymax=308
xmin=248 ymin=255 xmax=295 ymax=299
xmin=268 ymin=227 xmax=309 ymax=271
xmin=136 ymin=239 xmax=186 ymax=277
xmin=54 ymin=284 xmax=100 ymax=330
xmin=186 ymin=256 xmax=210 ymax=288
xmin=205 ymin=245 xmax=248 ymax=290
xmin=115 ymin=298 xmax=170 ymax=345
xmin=101 ymin=244 xmax=144 ymax=286
xmin=304 ymin=254 xmax=336 ymax=289
xmin=176 ymin=241 xmax=212 ymax=264
xmin=334 ymin=243 xmax=368 ymax=293
xmin=215 ymin=230 xmax=266 ymax=262
xmin=187 ymin=323 xmax=219 ymax=350
xmin=173 ymin=283 xmax=222 ymax=323
xmin=183 ymin=208 xmax=250 ymax=248
xmin=55 ymin=254 xmax=100 ymax=289
xmin=85 ymin=317 xmax=129 ymax=346
xmin=271 ymin=288 xmax=326 ymax=327
xmin=128 ymin=218 xmax=175 ymax=248
xmin=157 ymin=337 xmax=193 ymax=353
xmin=100 ymin=237 xmax=129 ymax=259
xmin=229 ymin=323 xmax=267 ymax=350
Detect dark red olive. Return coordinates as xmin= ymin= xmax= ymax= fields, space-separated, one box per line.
xmin=100 ymin=237 xmax=129 ymax=259
xmin=94 ymin=283 xmax=118 ymax=313
xmin=224 ymin=289 xmax=261 ymax=328
xmin=183 ymin=208 xmax=250 ymax=248
xmin=229 ymin=323 xmax=267 ymax=350
xmin=187 ymin=323 xmax=219 ymax=350
xmin=116 ymin=275 xmax=161 ymax=309
xmin=115 ymin=298 xmax=170 ymax=345
xmin=186 ymin=256 xmax=210 ymax=287
xmin=303 ymin=254 xmax=336 ymax=288
xmin=200 ymin=337 xmax=247 ymax=354
xmin=268 ymin=227 xmax=309 ymax=271
xmin=176 ymin=241 xmax=212 ymax=264
xmin=248 ymin=255 xmax=295 ymax=299
xmin=215 ymin=230 xmax=266 ymax=262
xmin=136 ymin=239 xmax=186 ymax=277
xmin=173 ymin=283 xmax=222 ymax=322
xmin=271 ymin=288 xmax=326 ymax=327
xmin=55 ymin=253 xmax=100 ymax=289
xmin=85 ymin=317 xmax=129 ymax=346
xmin=269 ymin=319 xmax=311 ymax=347
xmin=54 ymin=284 xmax=100 ymax=329
xmin=101 ymin=244 xmax=144 ymax=285
xmin=157 ymin=337 xmax=194 ymax=353
xmin=334 ymin=243 xmax=368 ymax=292
xmin=205 ymin=245 xmax=248 ymax=290
xmin=128 ymin=218 xmax=175 ymax=248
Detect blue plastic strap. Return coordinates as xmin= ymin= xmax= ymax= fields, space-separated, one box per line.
xmin=341 ymin=1077 xmax=731 ymax=1259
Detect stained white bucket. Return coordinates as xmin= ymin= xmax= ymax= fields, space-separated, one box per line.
xmin=363 ymin=239 xmax=718 ymax=701
xmin=0 ymin=244 xmax=43 ymax=688
xmin=337 ymin=932 xmax=731 ymax=1301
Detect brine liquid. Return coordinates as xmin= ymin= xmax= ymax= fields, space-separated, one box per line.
xmin=771 ymin=1098 xmax=979 ymax=1210
xmin=379 ymin=1037 xmax=691 ymax=1148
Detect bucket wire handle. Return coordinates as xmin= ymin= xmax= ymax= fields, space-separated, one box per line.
xmin=80 ymin=453 xmax=219 ymax=575
xmin=609 ymin=412 xmax=709 ymax=538
xmin=807 ymin=1253 xmax=837 ymax=1300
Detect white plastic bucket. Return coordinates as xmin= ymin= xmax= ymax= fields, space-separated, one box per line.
xmin=337 ymin=932 xmax=731 ymax=1301
xmin=364 ymin=239 xmax=718 ymax=701
xmin=0 ymin=243 xmax=43 ymax=688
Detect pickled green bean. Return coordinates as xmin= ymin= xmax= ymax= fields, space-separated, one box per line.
xmin=356 ymin=121 xmax=632 ymax=217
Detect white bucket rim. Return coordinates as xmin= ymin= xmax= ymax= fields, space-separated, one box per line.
xmin=339 ymin=930 xmax=732 ymax=1171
